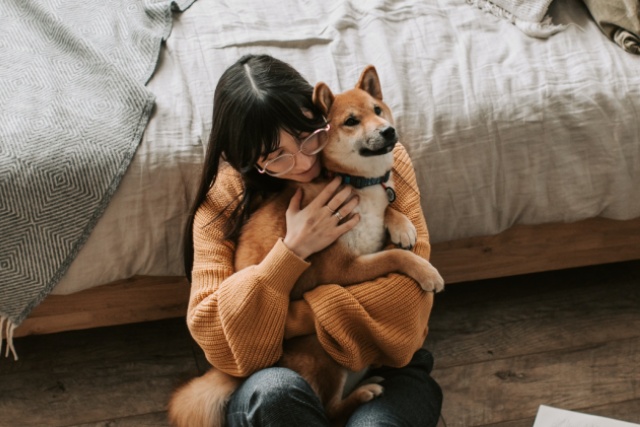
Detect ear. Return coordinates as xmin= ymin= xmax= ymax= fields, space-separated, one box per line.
xmin=356 ymin=65 xmax=383 ymax=100
xmin=312 ymin=82 xmax=334 ymax=115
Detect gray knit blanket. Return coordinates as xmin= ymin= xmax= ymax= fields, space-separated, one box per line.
xmin=0 ymin=0 xmax=195 ymax=358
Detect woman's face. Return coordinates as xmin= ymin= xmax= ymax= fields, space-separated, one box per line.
xmin=256 ymin=128 xmax=322 ymax=183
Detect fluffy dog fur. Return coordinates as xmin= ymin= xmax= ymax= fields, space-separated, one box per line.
xmin=168 ymin=66 xmax=444 ymax=427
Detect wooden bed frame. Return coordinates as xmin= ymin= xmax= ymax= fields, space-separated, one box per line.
xmin=14 ymin=216 xmax=640 ymax=338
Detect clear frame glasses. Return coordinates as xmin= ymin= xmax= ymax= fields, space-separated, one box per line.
xmin=255 ymin=124 xmax=330 ymax=177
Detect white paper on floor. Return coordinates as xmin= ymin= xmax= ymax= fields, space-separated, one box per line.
xmin=533 ymin=405 xmax=640 ymax=427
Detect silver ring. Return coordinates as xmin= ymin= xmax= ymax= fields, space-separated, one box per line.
xmin=325 ymin=205 xmax=336 ymax=214
xmin=334 ymin=211 xmax=344 ymax=220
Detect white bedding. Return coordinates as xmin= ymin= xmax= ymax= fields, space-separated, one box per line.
xmin=53 ymin=0 xmax=640 ymax=294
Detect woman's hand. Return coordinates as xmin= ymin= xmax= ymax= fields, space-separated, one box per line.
xmin=283 ymin=177 xmax=360 ymax=259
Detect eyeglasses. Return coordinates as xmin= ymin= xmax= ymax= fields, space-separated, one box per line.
xmin=255 ymin=124 xmax=330 ymax=177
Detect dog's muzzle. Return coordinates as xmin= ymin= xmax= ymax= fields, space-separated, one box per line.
xmin=359 ymin=126 xmax=398 ymax=157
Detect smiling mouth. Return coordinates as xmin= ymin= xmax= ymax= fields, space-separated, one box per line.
xmin=359 ymin=141 xmax=397 ymax=157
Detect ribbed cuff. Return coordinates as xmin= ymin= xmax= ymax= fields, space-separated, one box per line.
xmin=257 ymin=238 xmax=311 ymax=294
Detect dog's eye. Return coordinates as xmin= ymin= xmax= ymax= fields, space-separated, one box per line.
xmin=374 ymin=106 xmax=382 ymax=115
xmin=344 ymin=117 xmax=359 ymax=126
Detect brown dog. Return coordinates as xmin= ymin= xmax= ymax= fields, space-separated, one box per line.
xmin=168 ymin=66 xmax=444 ymax=427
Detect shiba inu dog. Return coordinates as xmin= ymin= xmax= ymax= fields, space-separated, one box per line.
xmin=168 ymin=66 xmax=444 ymax=427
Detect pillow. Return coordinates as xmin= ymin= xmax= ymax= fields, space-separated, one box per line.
xmin=582 ymin=0 xmax=640 ymax=54
xmin=467 ymin=0 xmax=566 ymax=38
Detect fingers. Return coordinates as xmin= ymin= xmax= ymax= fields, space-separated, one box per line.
xmin=283 ymin=181 xmax=361 ymax=259
xmin=310 ymin=177 xmax=342 ymax=208
xmin=324 ymin=205 xmax=336 ymax=215
xmin=335 ymin=212 xmax=360 ymax=234
xmin=326 ymin=184 xmax=355 ymax=214
xmin=287 ymin=187 xmax=303 ymax=214
xmin=333 ymin=194 xmax=359 ymax=219
xmin=307 ymin=176 xmax=357 ymax=219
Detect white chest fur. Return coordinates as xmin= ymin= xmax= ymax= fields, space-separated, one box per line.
xmin=339 ymin=181 xmax=391 ymax=256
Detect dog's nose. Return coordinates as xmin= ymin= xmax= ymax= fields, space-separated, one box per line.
xmin=380 ymin=126 xmax=396 ymax=141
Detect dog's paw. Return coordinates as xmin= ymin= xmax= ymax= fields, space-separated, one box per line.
xmin=387 ymin=217 xmax=417 ymax=250
xmin=417 ymin=261 xmax=445 ymax=293
xmin=354 ymin=383 xmax=384 ymax=402
xmin=362 ymin=376 xmax=384 ymax=385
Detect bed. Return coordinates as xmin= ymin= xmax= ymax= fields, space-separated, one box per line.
xmin=4 ymin=0 xmax=640 ymax=348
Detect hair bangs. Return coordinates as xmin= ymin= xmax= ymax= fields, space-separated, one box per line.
xmin=238 ymin=97 xmax=282 ymax=173
xmin=270 ymin=88 xmax=327 ymax=141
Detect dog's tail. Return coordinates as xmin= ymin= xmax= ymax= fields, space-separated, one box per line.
xmin=168 ymin=368 xmax=242 ymax=427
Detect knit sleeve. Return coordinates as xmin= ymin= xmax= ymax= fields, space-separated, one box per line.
xmin=187 ymin=166 xmax=311 ymax=377
xmin=302 ymin=143 xmax=435 ymax=371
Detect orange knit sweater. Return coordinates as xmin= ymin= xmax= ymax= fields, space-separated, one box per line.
xmin=188 ymin=143 xmax=435 ymax=377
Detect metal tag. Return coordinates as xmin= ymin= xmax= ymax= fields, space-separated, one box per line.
xmin=385 ymin=186 xmax=396 ymax=203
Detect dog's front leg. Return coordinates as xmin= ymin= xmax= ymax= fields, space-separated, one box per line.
xmin=384 ymin=207 xmax=417 ymax=249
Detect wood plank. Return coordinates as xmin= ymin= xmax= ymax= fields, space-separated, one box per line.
xmin=0 ymin=354 xmax=191 ymax=427
xmin=430 ymin=217 xmax=640 ymax=284
xmin=62 ymin=411 xmax=170 ymax=427
xmin=432 ymin=336 xmax=640 ymax=427
xmin=13 ymin=217 xmax=640 ymax=338
xmin=3 ymin=318 xmax=193 ymax=374
xmin=0 ymin=320 xmax=198 ymax=427
xmin=425 ymin=261 xmax=640 ymax=368
xmin=14 ymin=276 xmax=190 ymax=338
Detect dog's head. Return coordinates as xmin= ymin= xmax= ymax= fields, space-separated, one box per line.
xmin=313 ymin=66 xmax=397 ymax=177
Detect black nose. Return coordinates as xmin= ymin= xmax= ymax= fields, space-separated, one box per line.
xmin=380 ymin=126 xmax=396 ymax=141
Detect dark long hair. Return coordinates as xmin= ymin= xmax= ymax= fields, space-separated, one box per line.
xmin=183 ymin=54 xmax=326 ymax=281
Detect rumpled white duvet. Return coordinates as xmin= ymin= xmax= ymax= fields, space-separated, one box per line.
xmin=53 ymin=0 xmax=640 ymax=294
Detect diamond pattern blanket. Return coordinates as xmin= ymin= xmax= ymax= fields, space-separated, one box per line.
xmin=0 ymin=0 xmax=195 ymax=358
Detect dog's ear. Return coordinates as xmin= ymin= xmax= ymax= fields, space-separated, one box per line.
xmin=313 ymin=82 xmax=334 ymax=116
xmin=356 ymin=65 xmax=383 ymax=100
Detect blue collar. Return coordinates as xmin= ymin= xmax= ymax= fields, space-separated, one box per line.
xmin=324 ymin=169 xmax=391 ymax=189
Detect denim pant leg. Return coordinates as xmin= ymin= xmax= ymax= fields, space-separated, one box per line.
xmin=346 ymin=349 xmax=443 ymax=427
xmin=226 ymin=367 xmax=330 ymax=427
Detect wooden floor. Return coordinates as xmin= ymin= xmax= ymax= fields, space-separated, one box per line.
xmin=2 ymin=260 xmax=639 ymax=427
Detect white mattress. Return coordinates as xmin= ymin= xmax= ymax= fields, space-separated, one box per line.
xmin=53 ymin=0 xmax=640 ymax=294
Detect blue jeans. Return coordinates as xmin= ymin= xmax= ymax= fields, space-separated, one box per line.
xmin=226 ymin=349 xmax=442 ymax=427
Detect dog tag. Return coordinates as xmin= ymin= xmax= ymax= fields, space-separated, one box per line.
xmin=385 ymin=186 xmax=396 ymax=203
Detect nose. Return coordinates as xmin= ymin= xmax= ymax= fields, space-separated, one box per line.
xmin=380 ymin=126 xmax=396 ymax=142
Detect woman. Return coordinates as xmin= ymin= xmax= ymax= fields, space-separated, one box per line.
xmin=183 ymin=54 xmax=442 ymax=426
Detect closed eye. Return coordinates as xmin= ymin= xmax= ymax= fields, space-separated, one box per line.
xmin=296 ymin=132 xmax=311 ymax=141
xmin=263 ymin=148 xmax=283 ymax=161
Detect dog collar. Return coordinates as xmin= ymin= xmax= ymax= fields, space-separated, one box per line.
xmin=324 ymin=169 xmax=396 ymax=202
xmin=325 ymin=169 xmax=390 ymax=188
